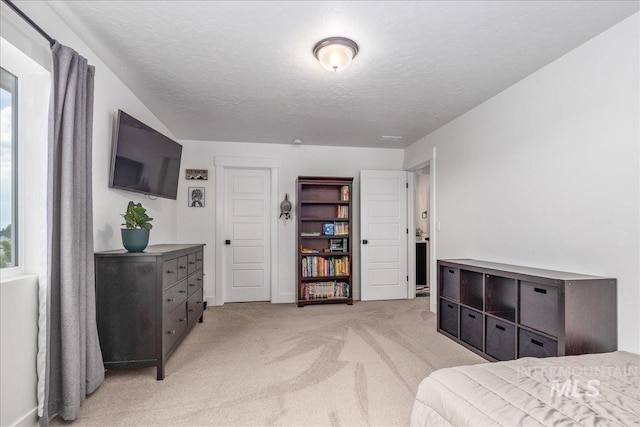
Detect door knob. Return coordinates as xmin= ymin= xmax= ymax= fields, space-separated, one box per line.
xmin=225 ymin=240 xmax=231 ymax=245
xmin=362 ymin=239 xmax=368 ymax=244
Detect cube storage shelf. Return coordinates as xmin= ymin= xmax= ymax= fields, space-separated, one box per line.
xmin=297 ymin=176 xmax=353 ymax=307
xmin=437 ymin=259 xmax=617 ymax=361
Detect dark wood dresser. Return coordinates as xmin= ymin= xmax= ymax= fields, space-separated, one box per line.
xmin=95 ymin=244 xmax=205 ymax=379
xmin=437 ymin=259 xmax=617 ymax=361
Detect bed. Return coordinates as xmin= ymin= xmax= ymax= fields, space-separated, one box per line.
xmin=410 ymin=351 xmax=640 ymax=426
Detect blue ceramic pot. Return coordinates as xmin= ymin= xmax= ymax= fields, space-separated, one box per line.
xmin=121 ymin=228 xmax=149 ymax=252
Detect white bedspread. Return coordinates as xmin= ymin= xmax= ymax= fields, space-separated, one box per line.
xmin=411 ymin=351 xmax=640 ymax=426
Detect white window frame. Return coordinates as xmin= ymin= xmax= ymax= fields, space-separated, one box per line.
xmin=0 ymin=37 xmax=49 ymax=281
xmin=0 ymin=66 xmax=18 ymax=271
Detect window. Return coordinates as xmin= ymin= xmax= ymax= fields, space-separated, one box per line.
xmin=0 ymin=37 xmax=49 ymax=279
xmin=0 ymin=67 xmax=18 ymax=269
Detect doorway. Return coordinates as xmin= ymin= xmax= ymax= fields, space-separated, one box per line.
xmin=359 ymin=170 xmax=409 ymax=301
xmin=214 ymin=156 xmax=279 ymax=305
xmin=414 ymin=166 xmax=431 ymax=298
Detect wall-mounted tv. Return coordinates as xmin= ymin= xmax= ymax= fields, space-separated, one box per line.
xmin=109 ymin=110 xmax=182 ymax=200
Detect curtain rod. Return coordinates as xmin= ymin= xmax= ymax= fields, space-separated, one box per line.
xmin=2 ymin=0 xmax=55 ymax=47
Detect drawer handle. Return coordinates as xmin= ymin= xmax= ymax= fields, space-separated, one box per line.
xmin=196 ymin=301 xmax=202 ymax=304
xmin=197 ymin=259 xmax=203 ymax=262
xmin=468 ymin=313 xmax=476 ymax=319
xmin=189 ymin=261 xmax=196 ymax=265
xmin=189 ymin=308 xmax=195 ymax=312
xmin=166 ymin=270 xmax=175 ymax=274
xmin=179 ymin=266 xmax=186 ymax=269
xmin=168 ymin=330 xmax=176 ymax=335
xmin=179 ymin=290 xmax=187 ymax=293
xmin=197 ymin=278 xmax=202 ymax=281
xmin=167 ymin=298 xmax=175 ymax=302
xmin=534 ymin=287 xmax=547 ymax=294
xmin=179 ymin=318 xmax=185 ymax=322
xmin=448 ymin=269 xmax=454 ymax=274
xmin=531 ymin=338 xmax=544 ymax=347
xmin=495 ymin=324 xmax=506 ymax=331
xmin=447 ymin=304 xmax=453 ymax=309
xmin=189 ymin=283 xmax=196 ymax=287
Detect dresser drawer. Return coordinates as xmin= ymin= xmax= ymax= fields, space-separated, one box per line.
xmin=520 ymin=282 xmax=558 ymax=337
xmin=177 ymin=256 xmax=188 ymax=281
xmin=196 ymin=251 xmax=204 ymax=271
xmin=519 ymin=328 xmax=557 ymax=358
xmin=163 ymin=259 xmax=178 ymax=288
xmin=486 ymin=317 xmax=515 ymax=361
xmin=439 ymin=299 xmax=459 ymax=338
xmin=187 ymin=291 xmax=204 ymax=328
xmin=163 ymin=305 xmax=187 ymax=355
xmin=187 ymin=270 xmax=203 ymax=297
xmin=163 ymin=279 xmax=188 ymax=317
xmin=187 ymin=253 xmax=197 ymax=275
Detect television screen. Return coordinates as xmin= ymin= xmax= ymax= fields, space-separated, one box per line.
xmin=109 ymin=110 xmax=182 ymax=200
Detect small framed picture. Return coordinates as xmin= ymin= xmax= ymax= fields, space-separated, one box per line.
xmin=323 ymin=223 xmax=335 ymax=236
xmin=185 ymin=169 xmax=208 ymax=180
xmin=188 ymin=187 xmax=205 ymax=207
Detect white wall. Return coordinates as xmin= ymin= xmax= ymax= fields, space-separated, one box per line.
xmin=0 ymin=36 xmax=49 ymax=427
xmin=0 ymin=276 xmax=39 ymax=426
xmin=177 ymin=141 xmax=404 ymax=304
xmin=15 ymin=1 xmax=182 ymax=252
xmin=1 ymin=2 xmax=183 ymax=425
xmin=405 ymin=13 xmax=640 ymax=352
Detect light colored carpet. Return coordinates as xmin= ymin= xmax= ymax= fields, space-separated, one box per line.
xmin=55 ymin=298 xmax=484 ymax=426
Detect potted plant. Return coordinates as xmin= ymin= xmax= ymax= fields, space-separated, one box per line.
xmin=121 ymin=201 xmax=153 ymax=252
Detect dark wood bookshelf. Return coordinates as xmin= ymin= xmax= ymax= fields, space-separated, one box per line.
xmin=297 ymin=176 xmax=353 ymax=307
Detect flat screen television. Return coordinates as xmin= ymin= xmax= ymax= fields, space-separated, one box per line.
xmin=109 ymin=110 xmax=182 ymax=200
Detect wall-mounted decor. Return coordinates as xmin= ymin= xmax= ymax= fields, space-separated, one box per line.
xmin=185 ymin=169 xmax=208 ymax=180
xmin=188 ymin=187 xmax=205 ymax=207
xmin=279 ymin=193 xmax=292 ymax=220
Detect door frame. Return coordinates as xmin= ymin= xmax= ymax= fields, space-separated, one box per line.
xmin=405 ymin=148 xmax=437 ymax=313
xmin=214 ymin=156 xmax=279 ymax=306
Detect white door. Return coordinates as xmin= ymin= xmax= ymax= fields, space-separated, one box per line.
xmin=223 ymin=168 xmax=271 ymax=302
xmin=360 ymin=170 xmax=408 ymax=301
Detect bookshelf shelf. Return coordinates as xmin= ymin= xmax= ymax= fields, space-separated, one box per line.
xmin=297 ymin=176 xmax=353 ymax=307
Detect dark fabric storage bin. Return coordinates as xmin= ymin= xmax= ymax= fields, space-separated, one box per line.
xmin=519 ymin=328 xmax=558 ymax=358
xmin=441 ymin=267 xmax=460 ymax=301
xmin=439 ymin=299 xmax=459 ymax=338
xmin=460 ymin=307 xmax=483 ymax=351
xmin=520 ymin=281 xmax=559 ymax=337
xmin=486 ymin=316 xmax=515 ymax=361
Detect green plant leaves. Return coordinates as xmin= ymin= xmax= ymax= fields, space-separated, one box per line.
xmin=121 ymin=201 xmax=154 ymax=230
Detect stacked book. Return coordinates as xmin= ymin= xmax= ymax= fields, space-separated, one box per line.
xmin=301 ymin=256 xmax=350 ymax=277
xmin=301 ymin=281 xmax=350 ymax=300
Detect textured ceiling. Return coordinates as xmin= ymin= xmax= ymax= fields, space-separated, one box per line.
xmin=44 ymin=1 xmax=639 ymax=148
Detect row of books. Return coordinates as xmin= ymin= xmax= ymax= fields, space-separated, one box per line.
xmin=301 ymin=256 xmax=349 ymax=277
xmin=300 ymin=281 xmax=350 ymax=300
xmin=336 ymin=205 xmax=348 ymax=218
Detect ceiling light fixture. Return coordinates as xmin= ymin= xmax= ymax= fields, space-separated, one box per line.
xmin=313 ymin=37 xmax=359 ymax=72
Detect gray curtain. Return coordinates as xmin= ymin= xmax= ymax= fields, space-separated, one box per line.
xmin=39 ymin=41 xmax=104 ymax=425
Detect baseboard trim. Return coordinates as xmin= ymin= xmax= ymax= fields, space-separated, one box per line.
xmin=12 ymin=406 xmax=38 ymax=427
